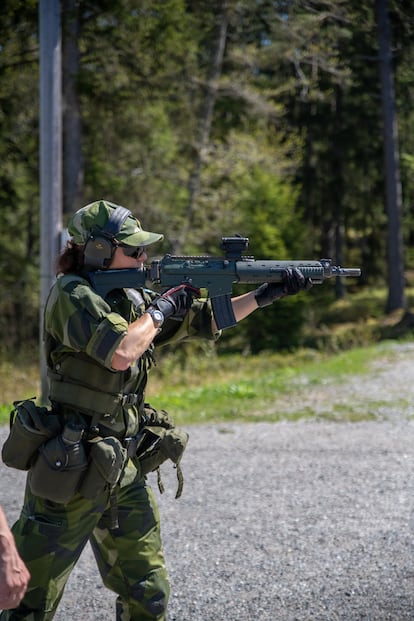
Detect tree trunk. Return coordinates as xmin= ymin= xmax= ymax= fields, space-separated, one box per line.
xmin=333 ymin=86 xmax=345 ymax=300
xmin=376 ymin=0 xmax=406 ymax=312
xmin=173 ymin=0 xmax=228 ymax=253
xmin=62 ymin=0 xmax=84 ymax=215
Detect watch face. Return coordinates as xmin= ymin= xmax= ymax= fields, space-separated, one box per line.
xmin=147 ymin=307 xmax=164 ymax=328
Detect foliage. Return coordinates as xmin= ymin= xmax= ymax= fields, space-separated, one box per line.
xmin=1 ymin=1 xmax=414 ymax=355
xmin=0 ymin=340 xmax=407 ymax=426
xmin=2 ymin=281 xmax=414 ymax=425
xmin=0 ymin=1 xmax=40 ymax=353
xmin=218 ymin=164 xmax=309 ymax=352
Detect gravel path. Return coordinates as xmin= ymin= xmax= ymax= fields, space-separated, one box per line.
xmin=2 ymin=343 xmax=414 ymax=620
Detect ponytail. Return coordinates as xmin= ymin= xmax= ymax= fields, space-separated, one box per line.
xmin=56 ymin=241 xmax=85 ymax=275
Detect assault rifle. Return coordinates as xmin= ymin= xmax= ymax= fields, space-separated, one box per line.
xmin=88 ymin=236 xmax=361 ymax=330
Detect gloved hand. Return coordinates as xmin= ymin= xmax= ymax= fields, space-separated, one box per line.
xmin=254 ymin=268 xmax=312 ymax=308
xmin=150 ymin=283 xmax=201 ymax=319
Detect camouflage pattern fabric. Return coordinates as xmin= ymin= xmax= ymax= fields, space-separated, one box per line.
xmin=0 ymin=477 xmax=169 ymax=620
xmin=67 ymin=200 xmax=163 ymax=247
xmin=43 ymin=275 xmax=217 ymax=439
xmin=1 ymin=274 xmax=217 ymax=620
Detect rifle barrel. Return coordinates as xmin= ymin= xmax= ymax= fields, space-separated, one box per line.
xmin=331 ymin=267 xmax=361 ymax=277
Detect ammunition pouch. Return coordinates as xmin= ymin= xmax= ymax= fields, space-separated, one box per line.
xmin=136 ymin=404 xmax=189 ymax=498
xmin=29 ymin=432 xmax=127 ymax=505
xmin=29 ymin=426 xmax=89 ymax=504
xmin=2 ymin=398 xmax=187 ymax=504
xmin=79 ymin=436 xmax=127 ymax=500
xmin=137 ymin=426 xmax=189 ymax=476
xmin=1 ymin=399 xmax=62 ymax=471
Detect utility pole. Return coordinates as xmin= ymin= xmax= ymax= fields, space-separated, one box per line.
xmin=39 ymin=0 xmax=62 ymax=403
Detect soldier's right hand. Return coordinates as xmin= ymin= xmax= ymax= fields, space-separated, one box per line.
xmin=151 ymin=284 xmax=201 ymax=319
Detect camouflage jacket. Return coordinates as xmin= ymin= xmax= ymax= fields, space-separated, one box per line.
xmin=44 ymin=273 xmax=217 ymax=442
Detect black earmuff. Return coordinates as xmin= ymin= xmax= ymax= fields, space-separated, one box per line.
xmin=84 ymin=206 xmax=131 ymax=269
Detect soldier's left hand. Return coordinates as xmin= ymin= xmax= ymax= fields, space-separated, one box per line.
xmin=282 ymin=267 xmax=313 ymax=296
xmin=254 ymin=268 xmax=312 ymax=307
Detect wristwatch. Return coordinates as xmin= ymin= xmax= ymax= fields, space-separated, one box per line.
xmin=145 ymin=307 xmax=165 ymax=330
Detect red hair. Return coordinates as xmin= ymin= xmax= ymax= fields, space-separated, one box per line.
xmin=56 ymin=240 xmax=85 ymax=275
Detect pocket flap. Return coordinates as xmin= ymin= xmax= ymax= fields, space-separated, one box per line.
xmin=89 ymin=436 xmax=127 ymax=485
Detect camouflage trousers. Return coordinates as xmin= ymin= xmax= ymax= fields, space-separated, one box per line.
xmin=0 ymin=476 xmax=170 ymax=621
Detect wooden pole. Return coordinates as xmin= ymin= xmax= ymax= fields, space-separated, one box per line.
xmin=39 ymin=0 xmax=62 ymax=403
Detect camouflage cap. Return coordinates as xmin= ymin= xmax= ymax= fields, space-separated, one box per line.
xmin=68 ymin=200 xmax=164 ymax=247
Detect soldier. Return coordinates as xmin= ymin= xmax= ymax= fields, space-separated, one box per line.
xmin=0 ymin=200 xmax=310 ymax=620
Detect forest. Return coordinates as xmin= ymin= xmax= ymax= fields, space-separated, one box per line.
xmin=1 ymin=0 xmax=414 ymax=358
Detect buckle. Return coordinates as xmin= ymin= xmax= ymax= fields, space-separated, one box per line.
xmin=123 ymin=434 xmax=143 ymax=458
xmin=121 ymin=393 xmax=139 ymax=406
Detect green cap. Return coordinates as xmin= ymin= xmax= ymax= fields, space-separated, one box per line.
xmin=68 ymin=200 xmax=164 ymax=247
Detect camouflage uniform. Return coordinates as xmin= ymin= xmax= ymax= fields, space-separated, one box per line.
xmin=0 ymin=273 xmax=216 ymax=621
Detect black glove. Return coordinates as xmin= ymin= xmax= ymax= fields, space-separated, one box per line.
xmin=255 ymin=268 xmax=312 ymax=308
xmin=150 ymin=283 xmax=201 ymax=319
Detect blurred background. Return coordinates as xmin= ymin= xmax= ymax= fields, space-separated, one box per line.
xmin=1 ymin=0 xmax=414 ymax=389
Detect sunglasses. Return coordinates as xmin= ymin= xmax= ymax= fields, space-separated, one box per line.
xmin=119 ymin=244 xmax=146 ymax=259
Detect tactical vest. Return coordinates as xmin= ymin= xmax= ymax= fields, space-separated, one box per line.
xmin=47 ymin=353 xmax=145 ymax=423
xmin=45 ymin=276 xmax=154 ymax=434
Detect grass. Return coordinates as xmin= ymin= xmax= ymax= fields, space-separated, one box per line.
xmin=0 ymin=340 xmax=410 ymax=426
xmin=2 ymin=281 xmax=414 ymax=427
xmin=0 ymin=358 xmax=40 ymax=422
xmin=145 ymin=343 xmax=394 ymax=425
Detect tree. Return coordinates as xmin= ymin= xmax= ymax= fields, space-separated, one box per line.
xmin=376 ymin=0 xmax=405 ymax=312
xmin=2 ymin=0 xmax=414 ymax=357
xmin=173 ymin=0 xmax=229 ymax=253
xmin=0 ymin=0 xmax=40 ymax=353
xmin=62 ymin=0 xmax=84 ymax=214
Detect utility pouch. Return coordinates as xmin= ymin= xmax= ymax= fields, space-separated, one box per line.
xmin=1 ymin=398 xmax=62 ymax=471
xmin=138 ymin=426 xmax=189 ymax=475
xmin=137 ymin=423 xmax=189 ymax=498
xmin=29 ymin=423 xmax=88 ymax=504
xmin=79 ymin=436 xmax=127 ymax=500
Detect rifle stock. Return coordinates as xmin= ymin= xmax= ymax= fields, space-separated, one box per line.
xmin=88 ymin=237 xmax=361 ymax=330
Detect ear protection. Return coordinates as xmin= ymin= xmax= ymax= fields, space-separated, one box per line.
xmin=84 ymin=206 xmax=131 ymax=269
